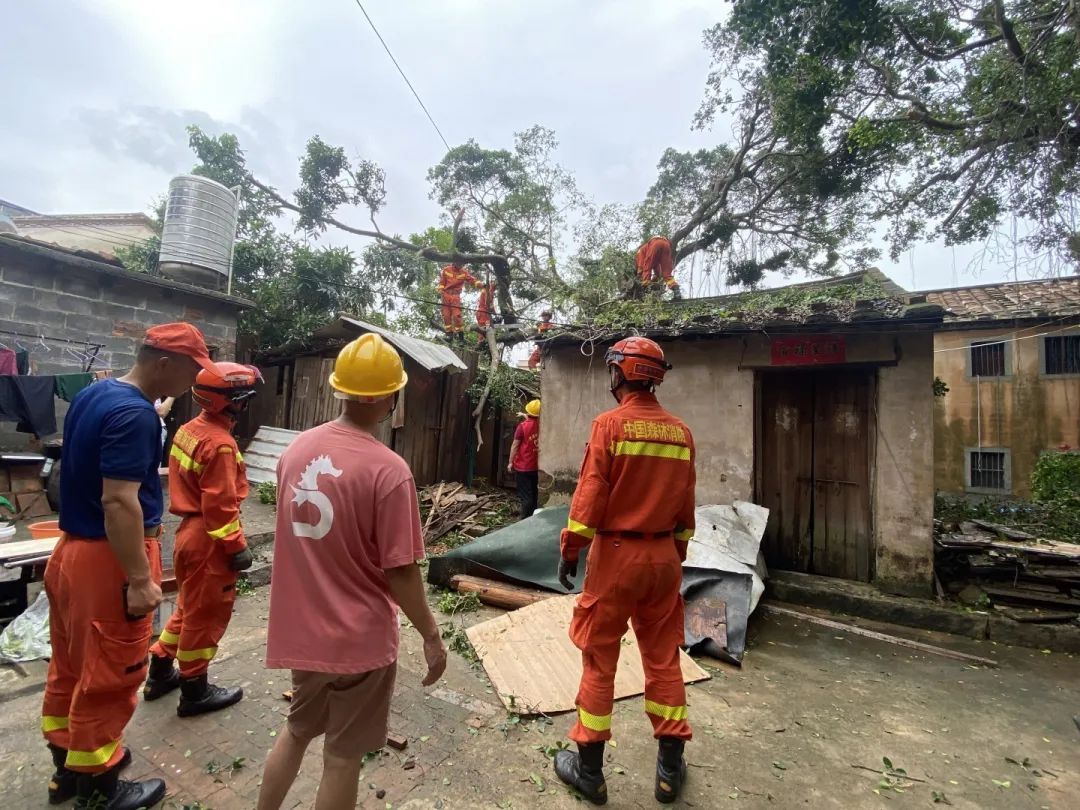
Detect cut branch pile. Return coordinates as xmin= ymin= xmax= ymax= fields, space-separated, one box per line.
xmin=419 ymin=482 xmax=517 ymax=552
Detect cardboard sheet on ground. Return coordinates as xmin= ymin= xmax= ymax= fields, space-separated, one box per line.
xmin=429 ymin=502 xmax=769 ymax=666
xmin=466 ymin=594 xmax=709 ymax=714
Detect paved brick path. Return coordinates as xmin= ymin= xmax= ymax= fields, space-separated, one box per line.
xmin=1 ymin=584 xmax=1079 ymax=808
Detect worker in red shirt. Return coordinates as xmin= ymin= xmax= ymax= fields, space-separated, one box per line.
xmin=635 ymin=236 xmax=679 ymax=295
xmin=143 ymin=362 xmax=260 ymax=717
xmin=437 ymin=263 xmax=483 ymax=341
xmin=554 ymin=336 xmax=695 ymax=806
xmin=527 ymin=310 xmax=554 ymax=369
xmin=506 ymin=399 xmax=541 ymax=518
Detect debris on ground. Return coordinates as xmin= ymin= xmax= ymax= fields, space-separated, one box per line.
xmin=419 ymin=482 xmax=517 ymax=554
xmin=935 ymin=518 xmax=1080 ymax=622
xmin=465 ymin=594 xmax=709 ymax=714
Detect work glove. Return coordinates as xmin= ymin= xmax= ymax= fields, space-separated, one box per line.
xmin=558 ymin=557 xmax=578 ymax=591
xmin=230 ymin=547 xmax=254 ymax=571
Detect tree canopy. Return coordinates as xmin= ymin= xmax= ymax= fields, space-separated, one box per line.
xmin=706 ymin=0 xmax=1080 ymax=265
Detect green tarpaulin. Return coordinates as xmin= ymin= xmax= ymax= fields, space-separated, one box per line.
xmin=427 ymin=506 xmax=581 ymax=593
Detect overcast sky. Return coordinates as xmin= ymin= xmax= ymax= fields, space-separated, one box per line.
xmin=0 ymin=0 xmax=1048 ymax=294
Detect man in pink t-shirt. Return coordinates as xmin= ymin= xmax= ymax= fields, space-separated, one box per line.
xmin=257 ymin=334 xmax=447 ymax=810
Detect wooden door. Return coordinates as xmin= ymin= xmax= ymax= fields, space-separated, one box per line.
xmin=811 ymin=371 xmax=872 ymax=581
xmin=758 ymin=375 xmax=814 ymax=572
xmin=757 ymin=370 xmax=873 ymax=581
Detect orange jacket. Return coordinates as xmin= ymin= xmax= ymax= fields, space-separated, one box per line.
xmin=438 ymin=264 xmax=482 ymax=297
xmin=476 ymin=285 xmax=496 ymax=326
xmin=635 ymin=237 xmax=676 ymax=287
xmin=560 ymin=391 xmax=696 ymax=563
xmin=168 ymin=411 xmax=249 ymax=555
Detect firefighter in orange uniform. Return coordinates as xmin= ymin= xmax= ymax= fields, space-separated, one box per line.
xmin=635 ymin=236 xmax=679 ymax=295
xmin=475 ymin=281 xmax=496 ymax=338
xmin=143 ymin=363 xmax=260 ymax=717
xmin=554 ymin=336 xmax=695 ymax=805
xmin=438 ymin=263 xmax=483 ymax=341
xmin=527 ymin=310 xmax=554 ymax=369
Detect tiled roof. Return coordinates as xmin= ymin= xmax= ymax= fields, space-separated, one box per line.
xmin=922 ymin=276 xmax=1080 ymax=324
xmin=547 ymin=268 xmax=943 ymax=345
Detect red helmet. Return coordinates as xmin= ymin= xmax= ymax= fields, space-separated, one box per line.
xmin=605 ymin=337 xmax=671 ymax=384
xmin=192 ymin=362 xmax=262 ymax=415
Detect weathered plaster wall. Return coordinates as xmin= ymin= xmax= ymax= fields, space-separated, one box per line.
xmin=541 ymin=331 xmax=936 ymax=595
xmin=933 ymin=326 xmax=1080 ymax=498
xmin=875 ymin=332 xmax=935 ymax=595
xmin=540 ymin=337 xmax=755 ymax=507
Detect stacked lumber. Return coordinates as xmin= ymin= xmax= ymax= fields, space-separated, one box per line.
xmin=419 ymin=482 xmax=517 ymax=549
xmin=935 ymin=520 xmax=1080 ymax=623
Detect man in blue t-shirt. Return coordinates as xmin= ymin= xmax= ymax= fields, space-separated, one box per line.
xmin=41 ymin=322 xmax=215 ymax=810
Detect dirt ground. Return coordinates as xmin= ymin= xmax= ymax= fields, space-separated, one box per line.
xmin=0 ymin=583 xmax=1077 ymax=809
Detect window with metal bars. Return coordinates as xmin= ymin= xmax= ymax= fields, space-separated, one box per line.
xmin=1042 ymin=335 xmax=1080 ymax=375
xmin=968 ymin=450 xmax=1009 ymax=492
xmin=969 ymin=340 xmax=1006 ymax=377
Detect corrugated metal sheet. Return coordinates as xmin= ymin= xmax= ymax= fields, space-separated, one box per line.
xmin=313 ymin=316 xmax=467 ymax=373
xmin=244 ymin=426 xmax=301 ymax=485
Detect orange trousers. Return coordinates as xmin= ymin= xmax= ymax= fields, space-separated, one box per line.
xmin=568 ymin=533 xmax=691 ymax=744
xmin=42 ymin=534 xmax=162 ymax=773
xmin=150 ymin=517 xmax=238 ymax=678
xmin=441 ymin=295 xmax=463 ymax=333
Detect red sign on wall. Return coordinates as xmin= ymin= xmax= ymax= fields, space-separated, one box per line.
xmin=771 ymin=335 xmax=846 ymax=366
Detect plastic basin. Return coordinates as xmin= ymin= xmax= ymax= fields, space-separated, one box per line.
xmin=28 ymin=520 xmax=61 ymax=540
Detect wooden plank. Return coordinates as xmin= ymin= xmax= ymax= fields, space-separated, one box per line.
xmin=762 ymin=604 xmax=999 ymax=667
xmin=451 ymin=575 xmax=556 ymax=610
xmin=997 ymin=607 xmax=1079 ymax=623
xmin=970 ymin=520 xmax=1036 ymax=541
xmin=0 ymin=537 xmax=59 ymax=563
xmin=466 ymin=594 xmax=710 ymax=714
xmin=982 ymin=585 xmax=1080 ymax=610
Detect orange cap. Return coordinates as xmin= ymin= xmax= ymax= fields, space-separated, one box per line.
xmin=143 ymin=323 xmax=214 ymax=370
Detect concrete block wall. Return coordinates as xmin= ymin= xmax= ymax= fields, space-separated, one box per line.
xmin=0 ymin=248 xmax=242 ymax=446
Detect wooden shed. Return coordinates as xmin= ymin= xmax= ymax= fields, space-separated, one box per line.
xmin=248 ymin=317 xmax=476 ymax=486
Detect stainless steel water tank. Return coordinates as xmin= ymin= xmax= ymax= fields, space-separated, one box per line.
xmin=157 ymin=174 xmax=239 ymax=290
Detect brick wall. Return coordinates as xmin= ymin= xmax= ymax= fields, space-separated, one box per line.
xmin=0 ymin=242 xmax=245 ymax=447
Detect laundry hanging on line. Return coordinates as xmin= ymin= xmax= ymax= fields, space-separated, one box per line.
xmin=0 ymin=349 xmax=16 ymax=376
xmin=0 ymin=376 xmax=58 ymax=437
xmin=53 ymin=373 xmax=94 ymax=403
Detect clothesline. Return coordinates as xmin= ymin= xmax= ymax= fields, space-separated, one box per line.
xmin=0 ymin=330 xmax=105 ymax=373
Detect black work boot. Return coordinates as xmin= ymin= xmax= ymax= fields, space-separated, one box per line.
xmin=177 ymin=674 xmax=243 ymax=717
xmin=654 ymin=737 xmax=687 ymax=804
xmin=554 ymin=742 xmax=607 ymax=805
xmin=143 ymin=654 xmax=180 ymax=702
xmin=75 ymin=764 xmax=165 ymax=810
xmin=49 ymin=744 xmax=132 ymax=805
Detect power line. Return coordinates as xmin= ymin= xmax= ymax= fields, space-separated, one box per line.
xmin=350 ymin=0 xmax=451 ymax=152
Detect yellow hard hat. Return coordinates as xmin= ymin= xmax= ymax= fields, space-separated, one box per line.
xmin=329 ymin=333 xmax=408 ymax=400
xmin=525 ymin=399 xmax=541 ymax=417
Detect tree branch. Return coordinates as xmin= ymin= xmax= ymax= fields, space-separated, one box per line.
xmin=248 ymin=175 xmax=507 ymax=267
xmin=893 ymin=17 xmax=1003 ymax=61
xmin=993 ymin=0 xmax=1028 ymax=67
